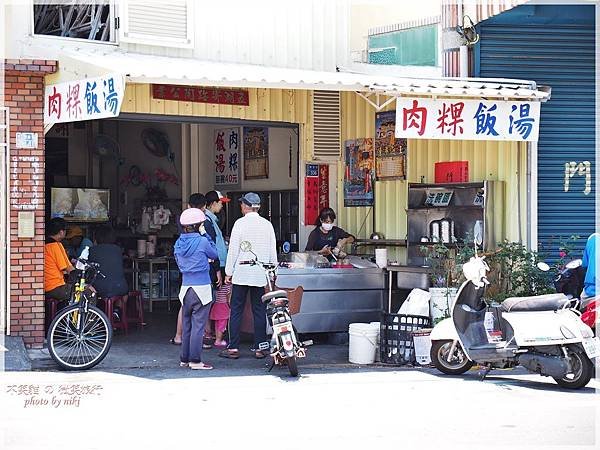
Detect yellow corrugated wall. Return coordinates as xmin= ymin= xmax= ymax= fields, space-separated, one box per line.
xmin=121 ymin=84 xmax=528 ymax=259
xmin=121 ymin=83 xmax=314 ymax=161
xmin=339 ymin=92 xmax=528 ymax=261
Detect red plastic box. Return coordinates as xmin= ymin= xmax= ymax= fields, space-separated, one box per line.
xmin=435 ymin=161 xmax=469 ymax=183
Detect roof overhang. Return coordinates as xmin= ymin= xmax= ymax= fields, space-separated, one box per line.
xmin=38 ymin=47 xmax=551 ymax=107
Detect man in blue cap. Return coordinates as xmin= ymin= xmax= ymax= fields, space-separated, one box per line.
xmin=220 ymin=192 xmax=278 ymax=359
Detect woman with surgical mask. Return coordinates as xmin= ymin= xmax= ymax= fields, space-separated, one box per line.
xmin=305 ymin=207 xmax=354 ymax=259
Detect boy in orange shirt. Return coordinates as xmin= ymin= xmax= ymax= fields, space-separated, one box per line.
xmin=45 ymin=218 xmax=75 ymax=309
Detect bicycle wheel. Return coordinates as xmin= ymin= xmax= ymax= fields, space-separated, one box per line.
xmin=47 ymin=304 xmax=112 ymax=370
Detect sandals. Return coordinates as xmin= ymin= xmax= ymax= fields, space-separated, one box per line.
xmin=203 ymin=343 xmax=213 ymax=349
xmin=214 ymin=340 xmax=228 ymax=349
xmin=218 ymin=349 xmax=240 ymax=359
xmin=254 ymin=350 xmax=268 ymax=359
xmin=189 ymin=362 xmax=213 ymax=370
xmin=170 ymin=338 xmax=182 ymax=346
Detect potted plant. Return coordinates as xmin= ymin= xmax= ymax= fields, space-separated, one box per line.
xmin=484 ymin=239 xmax=571 ymax=303
xmin=420 ymin=241 xmax=472 ymax=324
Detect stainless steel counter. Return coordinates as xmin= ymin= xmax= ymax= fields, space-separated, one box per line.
xmin=274 ymin=267 xmax=385 ymax=333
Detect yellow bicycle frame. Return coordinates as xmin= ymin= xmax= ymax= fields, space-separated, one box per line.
xmin=70 ymin=272 xmax=86 ymax=327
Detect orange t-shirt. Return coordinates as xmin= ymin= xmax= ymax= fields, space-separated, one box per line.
xmin=44 ymin=242 xmax=71 ymax=292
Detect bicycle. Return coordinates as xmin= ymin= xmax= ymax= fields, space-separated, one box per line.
xmin=47 ymin=257 xmax=113 ymax=370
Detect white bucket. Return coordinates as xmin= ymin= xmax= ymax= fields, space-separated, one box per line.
xmin=349 ymin=323 xmax=378 ymax=364
xmin=370 ymin=321 xmax=381 ymax=362
xmin=375 ymin=249 xmax=388 ymax=268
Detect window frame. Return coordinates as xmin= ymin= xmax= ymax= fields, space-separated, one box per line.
xmin=30 ymin=0 xmax=118 ymax=46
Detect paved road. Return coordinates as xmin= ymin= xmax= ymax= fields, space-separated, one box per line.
xmin=1 ymin=365 xmax=598 ymax=450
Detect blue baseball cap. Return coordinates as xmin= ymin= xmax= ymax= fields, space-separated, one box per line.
xmin=239 ymin=192 xmax=261 ymax=207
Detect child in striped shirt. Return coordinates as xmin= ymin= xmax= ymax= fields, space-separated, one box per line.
xmin=209 ymin=283 xmax=231 ymax=348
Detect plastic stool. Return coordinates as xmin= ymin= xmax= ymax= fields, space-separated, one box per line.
xmin=127 ymin=291 xmax=145 ymax=330
xmin=100 ymin=295 xmax=129 ymax=335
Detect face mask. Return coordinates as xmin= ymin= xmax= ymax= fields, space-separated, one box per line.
xmin=199 ymin=224 xmax=206 ymax=235
xmin=321 ymin=222 xmax=334 ymax=231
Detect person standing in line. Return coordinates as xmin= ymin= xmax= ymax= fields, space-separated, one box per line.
xmin=171 ymin=193 xmax=220 ymax=345
xmin=219 ymin=192 xmax=278 ymax=360
xmin=204 ymin=190 xmax=231 ymax=348
xmin=174 ymin=208 xmax=218 ymax=370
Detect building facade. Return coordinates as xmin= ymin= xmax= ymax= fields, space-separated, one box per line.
xmin=2 ymin=1 xmax=547 ymax=347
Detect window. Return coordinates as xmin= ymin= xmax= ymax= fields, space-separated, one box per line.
xmin=33 ymin=1 xmax=115 ymax=43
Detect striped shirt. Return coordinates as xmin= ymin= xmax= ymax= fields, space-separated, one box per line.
xmin=215 ymin=283 xmax=232 ymax=304
xmin=225 ymin=212 xmax=278 ymax=287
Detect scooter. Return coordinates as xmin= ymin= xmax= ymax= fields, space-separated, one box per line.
xmin=430 ymin=249 xmax=599 ymax=389
xmin=539 ymin=258 xmax=597 ymax=333
xmin=238 ymin=241 xmax=310 ymax=377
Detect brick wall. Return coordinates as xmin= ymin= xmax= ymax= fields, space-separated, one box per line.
xmin=3 ymin=59 xmax=57 ymax=348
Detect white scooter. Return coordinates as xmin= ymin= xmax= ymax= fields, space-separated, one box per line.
xmin=430 ymin=249 xmax=599 ymax=389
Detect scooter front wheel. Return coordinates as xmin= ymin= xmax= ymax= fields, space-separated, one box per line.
xmin=286 ymin=356 xmax=299 ymax=377
xmin=553 ymin=347 xmax=594 ymax=389
xmin=431 ymin=340 xmax=473 ymax=375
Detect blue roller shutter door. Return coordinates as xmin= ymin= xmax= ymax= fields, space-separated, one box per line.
xmin=476 ymin=7 xmax=595 ymax=258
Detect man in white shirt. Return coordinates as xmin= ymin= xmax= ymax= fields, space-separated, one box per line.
xmin=220 ymin=192 xmax=278 ymax=360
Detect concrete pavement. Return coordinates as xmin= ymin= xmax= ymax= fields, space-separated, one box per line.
xmin=1 ymin=364 xmax=598 ymax=450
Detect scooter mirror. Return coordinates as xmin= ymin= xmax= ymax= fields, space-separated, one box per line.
xmin=565 ymin=259 xmax=583 ymax=270
xmin=240 ymin=241 xmax=252 ymax=252
xmin=536 ymin=262 xmax=551 ymax=272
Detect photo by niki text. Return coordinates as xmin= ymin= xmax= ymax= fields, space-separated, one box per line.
xmin=5 ymin=383 xmax=104 ymax=408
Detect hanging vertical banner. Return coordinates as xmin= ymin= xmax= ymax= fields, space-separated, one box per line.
xmin=375 ymin=111 xmax=406 ymax=180
xmin=304 ymin=164 xmax=329 ymax=225
xmin=214 ymin=128 xmax=240 ymax=185
xmin=318 ymin=164 xmax=329 ymax=212
xmin=395 ymin=98 xmax=541 ymax=141
xmin=243 ymin=127 xmax=269 ymax=179
xmin=44 ymin=73 xmax=125 ymax=125
xmin=344 ymin=138 xmax=374 ymax=207
xmin=304 ymin=164 xmax=319 ymax=225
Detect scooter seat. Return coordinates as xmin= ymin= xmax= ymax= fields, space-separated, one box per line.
xmin=501 ymin=293 xmax=570 ymax=313
xmin=262 ymin=290 xmax=288 ymax=303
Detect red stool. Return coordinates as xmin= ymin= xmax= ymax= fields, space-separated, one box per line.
xmin=44 ymin=297 xmax=61 ymax=332
xmin=100 ymin=295 xmax=129 ymax=335
xmin=126 ymin=291 xmax=145 ymax=330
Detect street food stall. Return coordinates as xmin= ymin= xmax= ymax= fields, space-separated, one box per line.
xmin=275 ymin=253 xmax=385 ymax=333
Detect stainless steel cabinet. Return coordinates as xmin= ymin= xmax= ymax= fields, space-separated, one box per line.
xmin=407 ymin=181 xmax=504 ymax=265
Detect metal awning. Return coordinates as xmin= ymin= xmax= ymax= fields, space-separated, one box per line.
xmin=40 ymin=47 xmax=551 ymax=106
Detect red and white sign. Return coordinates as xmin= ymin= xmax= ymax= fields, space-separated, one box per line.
xmin=214 ymin=128 xmax=240 ymax=186
xmin=304 ymin=164 xmax=329 ymax=225
xmin=395 ymin=98 xmax=540 ymax=142
xmin=44 ymin=73 xmax=125 ymax=125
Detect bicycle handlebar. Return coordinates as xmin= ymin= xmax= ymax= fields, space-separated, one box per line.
xmin=239 ymin=259 xmax=277 ymax=270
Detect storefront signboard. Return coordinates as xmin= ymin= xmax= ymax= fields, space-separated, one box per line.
xmin=243 ymin=127 xmax=269 ymax=179
xmin=375 ymin=111 xmax=406 ymax=180
xmin=395 ymin=98 xmax=541 ymax=142
xmin=152 ymin=85 xmax=249 ymax=106
xmin=344 ymin=138 xmax=374 ymax=207
xmin=214 ymin=128 xmax=240 ymax=186
xmin=304 ymin=164 xmax=329 ymax=225
xmin=44 ymin=73 xmax=125 ymax=125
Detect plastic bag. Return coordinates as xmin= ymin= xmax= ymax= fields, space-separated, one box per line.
xmin=398 ymin=288 xmax=431 ymax=317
